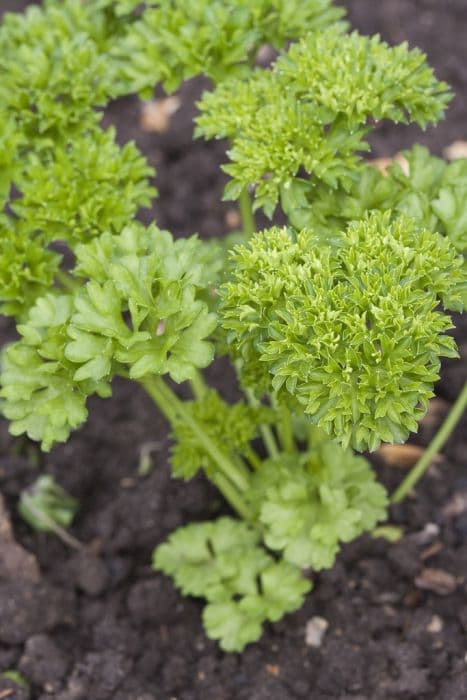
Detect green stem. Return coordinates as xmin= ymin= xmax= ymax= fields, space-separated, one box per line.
xmin=307 ymin=425 xmax=329 ymax=450
xmin=244 ymin=387 xmax=280 ymax=458
xmin=190 ymin=369 xmax=208 ymax=400
xmin=55 ymin=268 xmax=79 ymax=293
xmin=273 ymin=397 xmax=296 ymax=453
xmin=142 ymin=376 xmax=179 ymax=425
xmin=391 ymin=381 xmax=467 ymax=504
xmin=239 ymin=188 xmax=256 ymax=238
xmin=142 ymin=376 xmax=251 ymax=494
xmin=211 ymin=472 xmax=254 ymax=521
xmin=244 ymin=445 xmax=263 ymax=471
xmin=25 ymin=501 xmax=84 ymax=551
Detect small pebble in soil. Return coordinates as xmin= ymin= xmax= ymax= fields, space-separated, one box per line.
xmin=140 ymin=96 xmax=181 ymax=134
xmin=225 ymin=209 xmax=241 ymax=229
xmin=415 ymin=568 xmax=458 ymax=595
xmin=443 ymin=139 xmax=467 ymax=160
xmin=426 ymin=614 xmax=444 ymax=633
xmin=305 ymin=617 xmax=329 ymax=648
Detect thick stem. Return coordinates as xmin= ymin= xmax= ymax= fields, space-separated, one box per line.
xmin=273 ymin=396 xmax=296 ymax=453
xmin=391 ymin=381 xmax=467 ymax=504
xmin=244 ymin=445 xmax=263 ymax=471
xmin=239 ymin=188 xmax=256 ymax=238
xmin=190 ymin=369 xmax=208 ymax=400
xmin=211 ymin=473 xmax=254 ymax=521
xmin=141 ymin=376 xmax=251 ymax=494
xmin=142 ymin=376 xmax=179 ymax=425
xmin=307 ymin=425 xmax=330 ymax=450
xmin=55 ymin=268 xmax=79 ymax=293
xmin=244 ymin=387 xmax=280 ymax=458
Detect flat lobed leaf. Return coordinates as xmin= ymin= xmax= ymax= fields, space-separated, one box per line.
xmin=249 ymin=445 xmax=387 ymax=570
xmin=154 ymin=517 xmax=311 ymax=651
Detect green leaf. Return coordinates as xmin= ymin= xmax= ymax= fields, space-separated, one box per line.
xmin=0 ymin=219 xmax=61 ymax=319
xmin=260 ymin=561 xmax=312 ymax=621
xmin=203 ymin=599 xmax=264 ymax=652
xmin=153 ymin=518 xmax=261 ymax=601
xmin=1 ymin=671 xmax=29 ymax=690
xmin=69 ymin=224 xmax=217 ymax=384
xmin=249 ymin=444 xmax=387 ymax=570
xmin=114 ymin=0 xmax=344 ymax=94
xmin=169 ymin=389 xmax=271 ymax=479
xmin=18 ymin=475 xmax=79 ymax=533
xmin=0 ymin=293 xmax=111 ymax=450
xmin=154 ymin=517 xmax=311 ymax=651
xmin=198 ymin=29 xmax=450 ymax=216
xmin=14 ymin=127 xmax=156 ymax=245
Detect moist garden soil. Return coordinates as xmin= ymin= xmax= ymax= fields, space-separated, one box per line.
xmin=1 ymin=1 xmax=467 ymax=699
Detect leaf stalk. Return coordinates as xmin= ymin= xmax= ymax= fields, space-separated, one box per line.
xmin=391 ymin=380 xmax=467 ymax=503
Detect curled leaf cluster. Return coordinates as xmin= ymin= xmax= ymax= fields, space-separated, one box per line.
xmin=154 ymin=517 xmax=311 ymax=652
xmin=170 ymin=389 xmax=271 ymax=478
xmin=116 ymin=0 xmax=344 ymax=94
xmin=221 ymin=212 xmax=464 ymax=450
xmin=197 ymin=29 xmax=451 ymax=215
xmin=0 ymin=221 xmax=60 ymax=318
xmin=69 ymin=224 xmax=217 ymax=384
xmin=13 ymin=128 xmax=156 ymax=246
xmin=284 ymin=145 xmax=467 ymax=253
xmin=0 ymin=1 xmax=157 ymax=318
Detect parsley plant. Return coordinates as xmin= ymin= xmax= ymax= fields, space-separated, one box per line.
xmin=0 ymin=0 xmax=466 ymax=651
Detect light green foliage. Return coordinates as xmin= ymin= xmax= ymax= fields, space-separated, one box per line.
xmin=0 ymin=219 xmax=61 ymax=318
xmin=0 ymin=294 xmax=111 ymax=450
xmin=280 ymin=146 xmax=467 ymax=306
xmin=170 ymin=388 xmax=270 ymax=478
xmin=0 ymin=114 xmax=21 ymax=206
xmin=14 ymin=128 xmax=156 ymax=245
xmin=0 ymin=2 xmax=111 ymax=144
xmin=1 ymin=0 xmax=466 ymax=656
xmin=69 ymin=223 xmax=216 ymax=384
xmin=116 ymin=0 xmax=344 ymax=94
xmin=197 ymin=30 xmax=451 ymax=216
xmin=221 ymin=212 xmax=464 ymax=451
xmin=0 ymin=0 xmax=142 ymax=144
xmin=89 ymin=0 xmax=144 ymax=14
xmin=0 ymin=224 xmax=218 ymax=450
xmin=154 ymin=517 xmax=311 ymax=651
xmin=19 ymin=475 xmax=79 ymax=533
xmin=282 ymin=146 xmax=467 ymax=251
xmin=389 ymin=147 xmax=467 ymax=256
xmin=249 ymin=444 xmax=387 ymax=569
xmin=0 ymin=1 xmax=157 ymax=318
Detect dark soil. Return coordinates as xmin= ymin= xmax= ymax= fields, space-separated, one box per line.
xmin=1 ymin=1 xmax=467 ymax=699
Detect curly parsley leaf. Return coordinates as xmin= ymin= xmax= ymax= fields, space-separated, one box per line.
xmin=197 ymin=29 xmax=451 ymax=216
xmin=221 ymin=212 xmax=464 ymax=451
